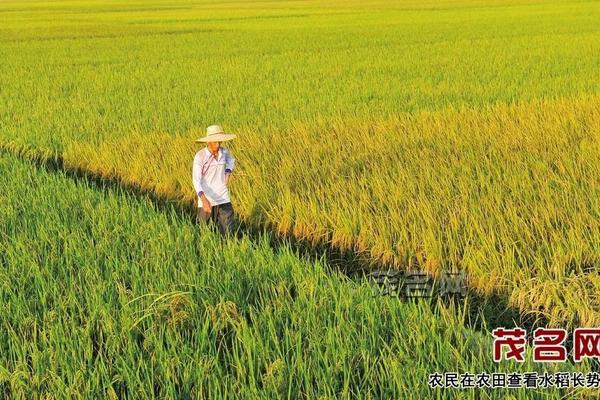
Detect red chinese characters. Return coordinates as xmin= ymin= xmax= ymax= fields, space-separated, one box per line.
xmin=532 ymin=328 xmax=567 ymax=362
xmin=574 ymin=328 xmax=600 ymax=362
xmin=493 ymin=327 xmax=600 ymax=363
xmin=493 ymin=327 xmax=527 ymax=362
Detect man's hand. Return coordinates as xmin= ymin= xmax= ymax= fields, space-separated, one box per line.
xmin=201 ymin=194 xmax=212 ymax=212
xmin=225 ymin=172 xmax=231 ymax=185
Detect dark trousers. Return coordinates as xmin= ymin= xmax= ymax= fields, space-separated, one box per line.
xmin=196 ymin=202 xmax=236 ymax=236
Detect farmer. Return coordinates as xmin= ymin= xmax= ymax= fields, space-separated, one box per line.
xmin=192 ymin=124 xmax=237 ymax=236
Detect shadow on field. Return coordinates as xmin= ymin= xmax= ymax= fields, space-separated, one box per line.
xmin=1 ymin=145 xmax=550 ymax=337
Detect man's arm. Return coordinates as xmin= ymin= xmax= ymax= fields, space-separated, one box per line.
xmin=224 ymin=148 xmax=235 ymax=182
xmin=192 ymin=152 xmax=204 ymax=197
xmin=192 ymin=152 xmax=211 ymax=210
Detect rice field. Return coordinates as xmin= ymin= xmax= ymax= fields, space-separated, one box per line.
xmin=4 ymin=150 xmax=592 ymax=399
xmin=1 ymin=0 xmax=600 ymax=398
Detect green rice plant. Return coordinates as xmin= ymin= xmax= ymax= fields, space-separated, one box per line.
xmin=5 ymin=93 xmax=596 ymax=329
xmin=1 ymin=0 xmax=599 ymax=329
xmin=0 ymin=152 xmax=594 ymax=399
xmin=1 ymin=2 xmax=600 ymax=396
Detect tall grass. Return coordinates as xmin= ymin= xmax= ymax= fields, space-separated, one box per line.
xmin=5 ymin=93 xmax=594 ymax=329
xmin=1 ymin=0 xmax=599 ymax=375
xmin=1 ymin=0 xmax=599 ymax=149
xmin=3 ymin=151 xmax=593 ymax=399
xmin=1 ymin=0 xmax=599 ymax=328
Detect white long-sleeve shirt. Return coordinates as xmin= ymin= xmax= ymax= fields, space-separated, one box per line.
xmin=192 ymin=146 xmax=235 ymax=208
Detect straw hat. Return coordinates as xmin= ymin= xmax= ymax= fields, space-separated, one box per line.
xmin=195 ymin=125 xmax=237 ymax=142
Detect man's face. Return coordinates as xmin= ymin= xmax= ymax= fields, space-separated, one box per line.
xmin=207 ymin=141 xmax=220 ymax=154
